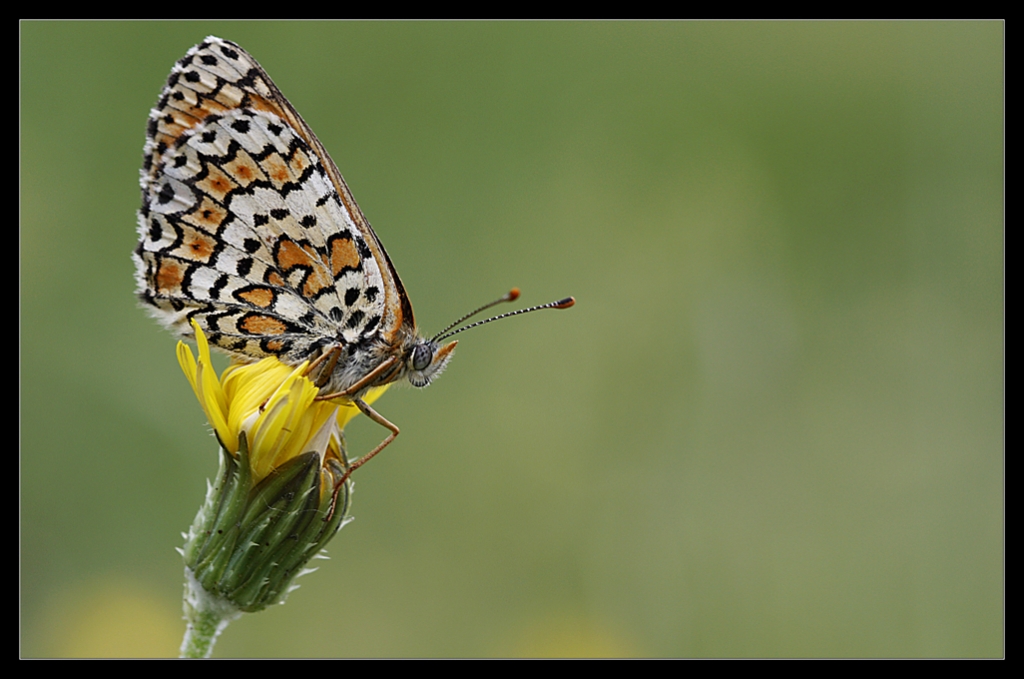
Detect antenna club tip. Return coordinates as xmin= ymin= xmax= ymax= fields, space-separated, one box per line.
xmin=555 ymin=297 xmax=576 ymax=309
xmin=507 ymin=288 xmax=521 ymax=302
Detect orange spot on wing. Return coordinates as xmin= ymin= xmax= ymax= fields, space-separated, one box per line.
xmin=240 ymin=315 xmax=287 ymax=335
xmin=330 ymin=238 xmax=360 ymax=276
xmin=289 ymin=149 xmax=311 ymax=175
xmin=195 ymin=164 xmax=237 ymax=202
xmin=223 ymin=152 xmax=262 ymax=186
xmin=186 ymin=197 xmax=227 ymax=232
xmin=237 ymin=287 xmax=276 ymax=308
xmin=276 ymin=239 xmax=332 ymax=296
xmin=303 ymin=272 xmax=332 ymax=297
xmin=262 ymin=154 xmax=292 ymax=185
xmin=277 ymin=239 xmax=316 ymax=271
xmin=155 ymin=260 xmax=183 ymax=292
xmin=182 ymin=232 xmax=216 ymax=261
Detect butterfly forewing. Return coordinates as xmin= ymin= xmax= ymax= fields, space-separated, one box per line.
xmin=135 ymin=37 xmax=408 ymax=367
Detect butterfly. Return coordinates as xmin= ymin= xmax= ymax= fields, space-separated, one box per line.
xmin=134 ymin=37 xmax=574 ymax=478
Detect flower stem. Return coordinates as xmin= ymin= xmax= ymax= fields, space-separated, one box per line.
xmin=180 ymin=567 xmax=242 ymax=659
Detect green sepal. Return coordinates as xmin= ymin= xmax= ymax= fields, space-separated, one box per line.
xmin=225 ymin=452 xmax=322 ymax=608
xmin=265 ymin=458 xmax=351 ymax=595
xmin=183 ymin=439 xmax=252 ymax=595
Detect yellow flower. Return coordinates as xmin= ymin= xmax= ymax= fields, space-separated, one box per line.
xmin=176 ymin=321 xmax=388 ymax=484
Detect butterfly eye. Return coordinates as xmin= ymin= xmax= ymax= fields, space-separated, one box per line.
xmin=411 ymin=343 xmax=433 ymax=371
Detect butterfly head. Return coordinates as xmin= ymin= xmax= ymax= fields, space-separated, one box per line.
xmin=405 ymin=339 xmax=458 ymax=388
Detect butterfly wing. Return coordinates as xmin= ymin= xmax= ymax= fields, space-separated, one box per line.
xmin=135 ymin=36 xmax=412 ymax=365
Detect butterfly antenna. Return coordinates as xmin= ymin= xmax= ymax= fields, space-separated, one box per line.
xmin=431 ymin=288 xmax=522 ymax=342
xmin=433 ymin=294 xmax=575 ymax=343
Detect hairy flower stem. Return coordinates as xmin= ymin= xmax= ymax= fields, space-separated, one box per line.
xmin=180 ymin=568 xmax=242 ymax=659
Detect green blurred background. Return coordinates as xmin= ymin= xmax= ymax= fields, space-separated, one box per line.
xmin=21 ymin=21 xmax=1002 ymax=657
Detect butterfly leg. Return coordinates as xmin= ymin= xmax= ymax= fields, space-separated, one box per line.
xmin=336 ymin=398 xmax=400 ymax=484
xmin=304 ymin=345 xmax=344 ymax=388
xmin=315 ymin=356 xmax=400 ymax=402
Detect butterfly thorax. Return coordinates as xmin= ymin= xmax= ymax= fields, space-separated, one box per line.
xmin=309 ymin=329 xmax=458 ymax=398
